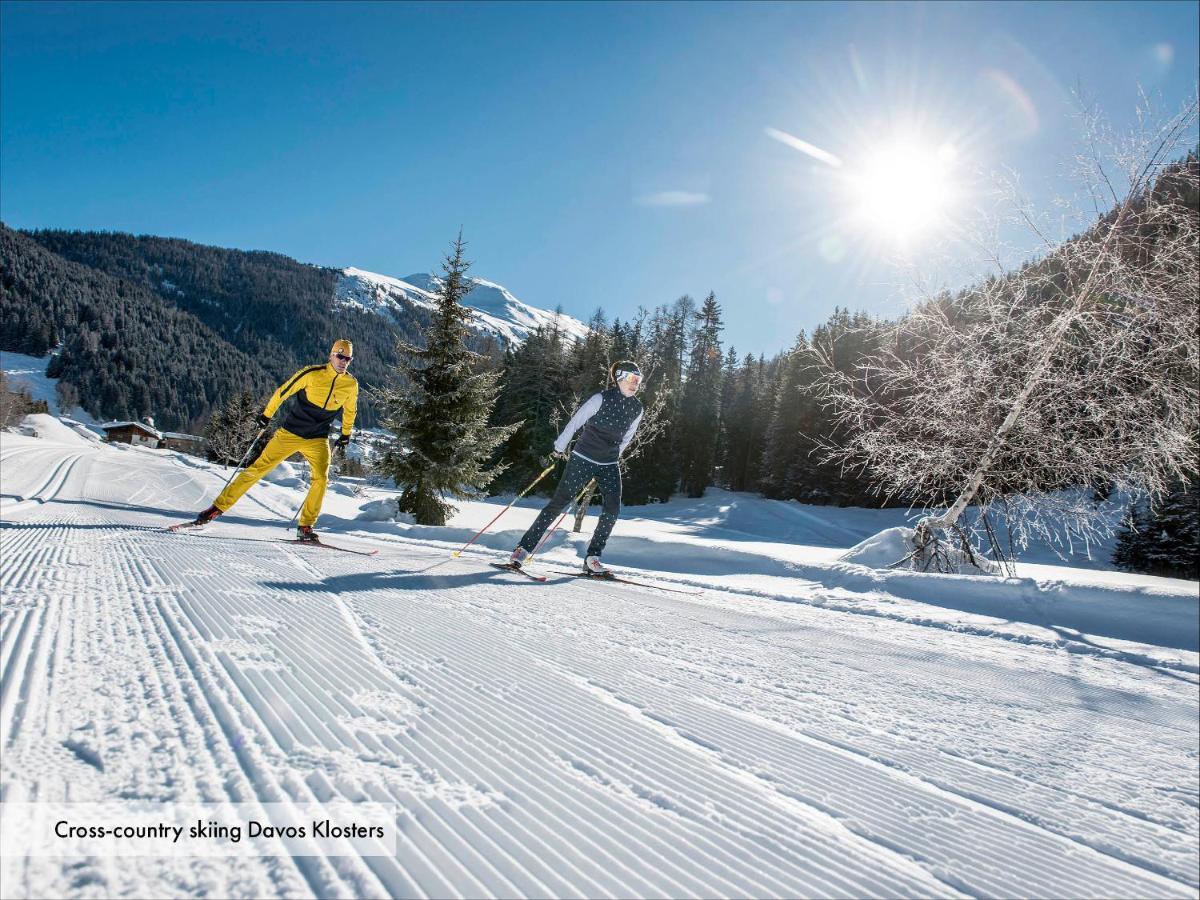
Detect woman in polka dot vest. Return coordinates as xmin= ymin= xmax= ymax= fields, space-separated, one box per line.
xmin=509 ymin=361 xmax=644 ymax=575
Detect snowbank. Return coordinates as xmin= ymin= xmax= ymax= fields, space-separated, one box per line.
xmin=59 ymin=417 xmax=103 ymax=443
xmin=356 ymin=497 xmax=415 ymax=524
xmin=261 ymin=460 xmax=303 ymax=487
xmin=838 ymin=527 xmax=917 ymax=568
xmin=840 ymin=526 xmax=1002 ymax=575
xmin=318 ymin=488 xmax=1198 ymax=658
xmin=18 ymin=413 xmax=100 ymax=447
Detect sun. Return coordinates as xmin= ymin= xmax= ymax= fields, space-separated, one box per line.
xmin=847 ymin=139 xmax=958 ymax=242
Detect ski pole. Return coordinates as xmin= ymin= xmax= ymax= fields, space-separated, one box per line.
xmin=530 ymin=477 xmax=596 ymax=562
xmin=453 ymin=462 xmax=556 ymax=557
xmin=218 ymin=427 xmax=266 ymax=494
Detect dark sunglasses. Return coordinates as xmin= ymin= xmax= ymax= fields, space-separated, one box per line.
xmin=334 ymin=353 xmax=353 ymax=362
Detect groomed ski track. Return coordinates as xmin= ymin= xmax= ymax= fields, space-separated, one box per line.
xmin=1 ymin=436 xmax=1197 ymax=899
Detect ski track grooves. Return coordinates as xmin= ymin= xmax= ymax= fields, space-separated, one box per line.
xmin=0 ymin=451 xmax=87 ymax=516
xmin=148 ymin=544 xmax=397 ymax=899
xmin=146 ymin=530 xmax=898 ymax=897
xmin=2 ymin=440 xmax=1196 ymax=899
xmin=160 ymin=540 xmax=699 ymax=898
xmin=361 ymin=591 xmax=1188 ymax=899
xmin=1 ymin=518 xmax=307 ymax=897
xmin=417 ymin=566 xmax=1195 ymax=897
xmin=347 ymin=590 xmax=948 ymax=898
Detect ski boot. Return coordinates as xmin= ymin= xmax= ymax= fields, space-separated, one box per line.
xmin=508 ymin=547 xmax=531 ymax=568
xmin=296 ymin=525 xmax=319 ymax=543
xmin=168 ymin=504 xmax=222 ymax=533
xmin=584 ymin=555 xmax=611 ymax=577
xmin=194 ymin=505 xmax=222 ymax=525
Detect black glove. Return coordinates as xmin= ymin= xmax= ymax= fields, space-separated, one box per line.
xmin=255 ymin=412 xmax=270 ymax=428
xmin=551 ymin=449 xmax=568 ymax=460
xmin=334 ymin=434 xmax=350 ymax=451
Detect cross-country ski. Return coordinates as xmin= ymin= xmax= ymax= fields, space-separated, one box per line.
xmin=168 ymin=522 xmax=378 ymax=555
xmin=488 ymin=561 xmax=549 ymax=582
xmin=166 ymin=520 xmax=211 ymax=533
xmin=281 ymin=537 xmax=379 ymax=556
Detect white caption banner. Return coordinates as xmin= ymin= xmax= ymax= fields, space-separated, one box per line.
xmin=0 ymin=801 xmax=398 ymax=858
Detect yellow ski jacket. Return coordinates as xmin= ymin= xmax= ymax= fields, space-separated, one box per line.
xmin=264 ymin=364 xmax=358 ymax=439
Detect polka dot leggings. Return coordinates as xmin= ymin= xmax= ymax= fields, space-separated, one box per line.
xmin=518 ymin=454 xmax=623 ymax=557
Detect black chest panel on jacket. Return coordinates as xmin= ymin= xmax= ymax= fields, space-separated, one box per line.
xmin=281 ymin=376 xmax=343 ymax=439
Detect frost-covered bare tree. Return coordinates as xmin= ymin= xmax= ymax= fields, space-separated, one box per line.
xmin=0 ymin=371 xmax=27 ymax=429
xmin=818 ymin=95 xmax=1199 ymax=573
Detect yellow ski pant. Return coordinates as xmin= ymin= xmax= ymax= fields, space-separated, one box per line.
xmin=213 ymin=429 xmax=330 ymax=527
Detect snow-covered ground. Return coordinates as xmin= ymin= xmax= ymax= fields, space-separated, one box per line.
xmin=1 ymin=416 xmax=1197 ymax=899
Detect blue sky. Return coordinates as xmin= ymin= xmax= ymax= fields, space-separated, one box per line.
xmin=2 ymin=1 xmax=1197 ymax=355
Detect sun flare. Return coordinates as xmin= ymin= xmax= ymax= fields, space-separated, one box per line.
xmin=847 ymin=139 xmax=958 ymax=242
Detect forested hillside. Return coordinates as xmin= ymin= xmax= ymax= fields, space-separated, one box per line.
xmin=2 ymin=228 xmax=514 ymax=429
xmin=0 ymin=225 xmax=272 ymax=430
xmin=22 ymin=229 xmax=429 ymax=409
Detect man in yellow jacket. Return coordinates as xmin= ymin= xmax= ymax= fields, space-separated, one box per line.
xmin=188 ymin=339 xmax=359 ymax=540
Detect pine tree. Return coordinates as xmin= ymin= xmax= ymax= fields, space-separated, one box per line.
xmin=567 ymin=309 xmax=612 ymax=399
xmin=624 ymin=307 xmax=647 ymax=362
xmin=624 ymin=297 xmax=691 ymax=503
xmin=1114 ymin=480 xmax=1200 ymax=579
xmin=679 ymin=293 xmax=724 ymax=497
xmin=759 ymin=311 xmax=883 ymax=505
xmin=1148 ymin=484 xmax=1200 ymax=578
xmin=714 ymin=346 xmax=739 ymax=486
xmin=489 ymin=322 xmax=570 ymax=494
xmin=1112 ymin=503 xmax=1151 ymax=573
xmin=760 ymin=333 xmax=809 ymax=499
xmin=743 ymin=355 xmax=775 ymax=491
xmin=378 ymin=234 xmax=517 ymax=525
xmin=720 ymin=352 xmax=763 ymax=491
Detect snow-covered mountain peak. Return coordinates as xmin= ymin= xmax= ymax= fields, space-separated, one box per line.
xmin=402 ymin=273 xmax=592 ymax=345
xmin=335 ymin=268 xmax=438 ymax=317
xmin=336 ymin=267 xmax=589 ymax=346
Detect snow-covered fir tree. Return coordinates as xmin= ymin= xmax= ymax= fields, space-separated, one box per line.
xmin=378 ymin=234 xmax=517 ymax=525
